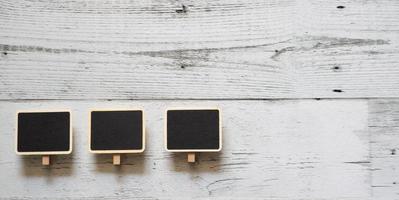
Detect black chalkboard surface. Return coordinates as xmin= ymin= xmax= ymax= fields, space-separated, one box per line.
xmin=166 ymin=109 xmax=222 ymax=152
xmin=90 ymin=110 xmax=144 ymax=153
xmin=16 ymin=111 xmax=72 ymax=155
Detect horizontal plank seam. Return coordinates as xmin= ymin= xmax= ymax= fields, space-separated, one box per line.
xmin=1 ymin=97 xmax=399 ymax=102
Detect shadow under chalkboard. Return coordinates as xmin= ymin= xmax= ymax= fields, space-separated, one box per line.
xmin=19 ymin=126 xmax=76 ymax=178
xmin=94 ymin=153 xmax=146 ymax=175
xmin=18 ymin=115 xmax=75 ymax=179
xmin=20 ymin=153 xmax=74 ymax=178
xmin=171 ymin=152 xmax=223 ymax=172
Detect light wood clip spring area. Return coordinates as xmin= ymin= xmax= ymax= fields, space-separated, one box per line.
xmin=113 ymin=154 xmax=121 ymax=165
xmin=41 ymin=155 xmax=50 ymax=166
xmin=187 ymin=153 xmax=196 ymax=163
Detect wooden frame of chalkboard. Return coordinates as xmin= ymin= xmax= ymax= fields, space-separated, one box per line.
xmin=88 ymin=109 xmax=145 ymax=154
xmin=15 ymin=110 xmax=73 ymax=155
xmin=164 ymin=107 xmax=222 ymax=152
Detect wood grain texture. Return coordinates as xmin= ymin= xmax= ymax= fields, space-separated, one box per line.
xmin=0 ymin=0 xmax=398 ymax=199
xmin=0 ymin=99 xmax=384 ymax=200
xmin=369 ymin=100 xmax=399 ymax=199
xmin=0 ymin=0 xmax=398 ymax=99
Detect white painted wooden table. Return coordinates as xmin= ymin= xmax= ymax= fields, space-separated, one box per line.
xmin=0 ymin=0 xmax=398 ymax=199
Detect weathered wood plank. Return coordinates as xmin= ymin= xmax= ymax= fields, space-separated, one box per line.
xmin=0 ymin=100 xmax=371 ymax=199
xmin=0 ymin=0 xmax=398 ymax=99
xmin=369 ymin=100 xmax=399 ymax=199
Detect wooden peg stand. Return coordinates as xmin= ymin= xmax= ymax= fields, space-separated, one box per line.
xmin=42 ymin=155 xmax=50 ymax=166
xmin=113 ymin=154 xmax=121 ymax=165
xmin=187 ymin=153 xmax=196 ymax=163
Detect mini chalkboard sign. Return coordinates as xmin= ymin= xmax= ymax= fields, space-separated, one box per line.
xmin=89 ymin=110 xmax=145 ymax=165
xmin=16 ymin=111 xmax=72 ymax=165
xmin=165 ymin=108 xmax=222 ymax=163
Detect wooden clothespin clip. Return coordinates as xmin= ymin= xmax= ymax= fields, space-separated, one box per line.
xmin=187 ymin=153 xmax=196 ymax=163
xmin=42 ymin=155 xmax=50 ymax=166
xmin=113 ymin=154 xmax=121 ymax=165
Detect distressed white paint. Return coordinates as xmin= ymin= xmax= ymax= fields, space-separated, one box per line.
xmin=0 ymin=100 xmax=371 ymax=199
xmin=0 ymin=0 xmax=398 ymax=99
xmin=369 ymin=100 xmax=399 ymax=200
xmin=0 ymin=0 xmax=398 ymax=199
